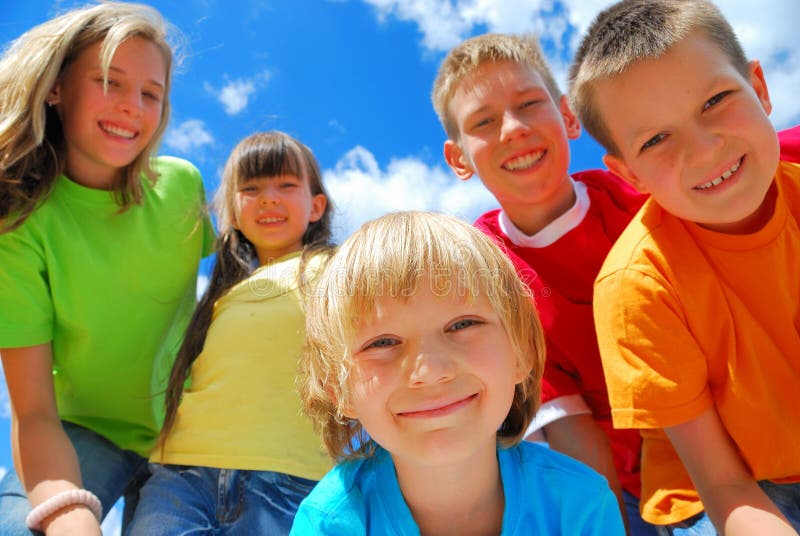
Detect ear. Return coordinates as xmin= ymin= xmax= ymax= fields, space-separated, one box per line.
xmin=748 ymin=60 xmax=772 ymax=116
xmin=47 ymin=80 xmax=62 ymax=106
xmin=444 ymin=140 xmax=475 ymax=181
xmin=308 ymin=193 xmax=327 ymax=223
xmin=558 ymin=95 xmax=581 ymax=140
xmin=514 ymin=358 xmax=532 ymax=385
xmin=603 ymin=153 xmax=648 ymax=193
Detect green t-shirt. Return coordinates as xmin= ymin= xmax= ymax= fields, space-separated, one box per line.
xmin=0 ymin=156 xmax=214 ymax=455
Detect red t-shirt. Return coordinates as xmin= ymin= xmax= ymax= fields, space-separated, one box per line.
xmin=779 ymin=125 xmax=800 ymax=163
xmin=475 ymin=169 xmax=646 ymax=498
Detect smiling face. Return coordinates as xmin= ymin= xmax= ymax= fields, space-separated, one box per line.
xmin=49 ymin=36 xmax=167 ymax=189
xmin=343 ymin=282 xmax=527 ymax=469
xmin=234 ymin=174 xmax=326 ymax=264
xmin=598 ymin=31 xmax=779 ymax=234
xmin=444 ymin=60 xmax=581 ymax=232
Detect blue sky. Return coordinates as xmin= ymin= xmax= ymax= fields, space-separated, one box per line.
xmin=2 ymin=0 xmax=799 ymax=532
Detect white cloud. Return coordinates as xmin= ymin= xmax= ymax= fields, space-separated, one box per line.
xmin=204 ymin=71 xmax=271 ymax=116
xmin=164 ymin=119 xmax=214 ymax=154
xmin=361 ymin=0 xmax=800 ymax=128
xmin=324 ymin=146 xmax=497 ymax=242
xmin=0 ymin=364 xmax=9 ymax=419
xmin=100 ymin=500 xmax=123 ymax=536
xmin=197 ymin=274 xmax=210 ymax=300
xmin=0 ymin=467 xmax=6 ymax=480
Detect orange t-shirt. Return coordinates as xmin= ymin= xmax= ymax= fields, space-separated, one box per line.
xmin=594 ymin=161 xmax=800 ymax=525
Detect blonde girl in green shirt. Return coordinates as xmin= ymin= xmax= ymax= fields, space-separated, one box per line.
xmin=0 ymin=3 xmax=210 ymax=535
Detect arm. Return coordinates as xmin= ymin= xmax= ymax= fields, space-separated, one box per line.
xmin=1 ymin=344 xmax=101 ymax=535
xmin=665 ymin=407 xmax=795 ymax=535
xmin=544 ymin=414 xmax=630 ymax=535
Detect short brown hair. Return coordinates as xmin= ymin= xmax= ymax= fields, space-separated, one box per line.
xmin=299 ymin=211 xmax=545 ymax=462
xmin=569 ymin=0 xmax=748 ymax=154
xmin=432 ymin=33 xmax=562 ymax=141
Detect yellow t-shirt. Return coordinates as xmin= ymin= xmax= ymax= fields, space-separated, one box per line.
xmin=595 ymin=161 xmax=800 ymax=524
xmin=153 ymin=251 xmax=332 ymax=480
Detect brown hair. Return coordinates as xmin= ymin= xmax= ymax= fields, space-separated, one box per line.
xmin=569 ymin=0 xmax=748 ymax=154
xmin=159 ymin=131 xmax=334 ymax=447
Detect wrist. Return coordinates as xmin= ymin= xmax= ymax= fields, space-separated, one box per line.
xmin=26 ymin=489 xmax=103 ymax=532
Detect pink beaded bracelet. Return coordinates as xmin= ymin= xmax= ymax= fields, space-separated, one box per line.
xmin=25 ymin=489 xmax=103 ymax=531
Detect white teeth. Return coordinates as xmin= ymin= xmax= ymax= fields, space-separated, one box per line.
xmin=258 ymin=217 xmax=284 ymax=224
xmin=504 ymin=151 xmax=544 ymax=171
xmin=101 ymin=123 xmax=135 ymax=139
xmin=695 ymin=159 xmax=741 ymax=190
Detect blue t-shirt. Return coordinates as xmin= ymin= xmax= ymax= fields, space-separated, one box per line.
xmin=290 ymin=442 xmax=624 ymax=535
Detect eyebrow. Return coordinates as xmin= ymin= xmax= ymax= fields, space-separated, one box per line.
xmin=106 ymin=65 xmax=165 ymax=90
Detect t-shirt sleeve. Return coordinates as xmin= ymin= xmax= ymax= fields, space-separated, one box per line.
xmin=593 ymin=267 xmax=713 ymax=429
xmin=580 ymin=481 xmax=626 ymax=535
xmin=0 ymin=226 xmax=53 ymax=347
xmin=540 ymin=342 xmax=582 ymax=402
xmin=290 ymin=500 xmax=367 ymax=535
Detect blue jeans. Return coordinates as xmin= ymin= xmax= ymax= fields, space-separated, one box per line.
xmin=623 ymin=489 xmax=659 ymax=536
xmin=0 ymin=420 xmax=149 ymax=536
xmin=126 ymin=464 xmax=317 ymax=535
xmin=655 ymin=480 xmax=800 ymax=535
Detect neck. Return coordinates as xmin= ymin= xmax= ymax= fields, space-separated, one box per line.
xmin=393 ymin=440 xmax=504 ymax=536
xmin=502 ymin=177 xmax=576 ymax=236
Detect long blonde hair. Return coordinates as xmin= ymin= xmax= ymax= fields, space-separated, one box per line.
xmin=0 ymin=1 xmax=176 ymax=231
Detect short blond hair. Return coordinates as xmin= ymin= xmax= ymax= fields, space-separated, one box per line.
xmin=569 ymin=0 xmax=748 ymax=155
xmin=432 ymin=33 xmax=562 ymax=141
xmin=299 ymin=211 xmax=546 ymax=462
xmin=0 ymin=2 xmax=178 ymax=231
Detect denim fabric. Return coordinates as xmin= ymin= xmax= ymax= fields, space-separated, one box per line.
xmin=623 ymin=489 xmax=659 ymax=536
xmin=655 ymin=510 xmax=715 ymax=536
xmin=759 ymin=480 xmax=800 ymax=531
xmin=127 ymin=464 xmax=317 ymax=535
xmin=655 ymin=480 xmax=800 ymax=536
xmin=0 ymin=421 xmax=148 ymax=536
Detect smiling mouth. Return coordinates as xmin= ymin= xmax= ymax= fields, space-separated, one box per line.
xmin=100 ymin=122 xmax=137 ymax=140
xmin=694 ymin=157 xmax=743 ymax=190
xmin=257 ymin=217 xmax=286 ymax=224
xmin=502 ymin=150 xmax=545 ymax=171
xmin=398 ymin=393 xmax=478 ymax=418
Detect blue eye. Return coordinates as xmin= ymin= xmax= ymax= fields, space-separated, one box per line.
xmin=447 ymin=318 xmax=481 ymax=332
xmin=364 ymin=337 xmax=398 ymax=350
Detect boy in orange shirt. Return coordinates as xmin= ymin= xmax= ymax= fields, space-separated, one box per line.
xmin=432 ymin=33 xmax=651 ymax=534
xmin=570 ymin=0 xmax=800 ymax=533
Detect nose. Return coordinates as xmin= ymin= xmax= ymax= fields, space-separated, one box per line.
xmin=499 ymin=110 xmax=530 ymax=143
xmin=116 ymin=88 xmax=144 ymax=118
xmin=407 ymin=339 xmax=457 ymax=387
xmin=684 ymin=122 xmax=723 ymax=168
xmin=258 ymin=184 xmax=280 ymax=205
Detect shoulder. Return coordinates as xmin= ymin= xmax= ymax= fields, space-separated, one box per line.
xmin=151 ymin=156 xmax=204 ymax=191
xmin=503 ymin=443 xmax=624 ymax=532
xmin=473 ymin=209 xmax=503 ymax=236
xmin=292 ymin=457 xmax=372 ymax=534
xmin=152 ymin=155 xmax=201 ymax=178
xmin=596 ymin=198 xmax=685 ymax=282
xmin=573 ymin=168 xmax=646 ymax=212
xmin=508 ymin=442 xmax=610 ymax=489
